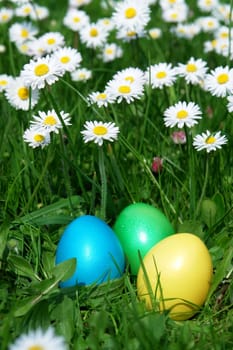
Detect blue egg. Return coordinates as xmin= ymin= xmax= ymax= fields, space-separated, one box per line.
xmin=55 ymin=215 xmax=125 ymax=287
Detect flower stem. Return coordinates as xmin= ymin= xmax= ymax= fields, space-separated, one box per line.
xmin=194 ymin=154 xmax=209 ymax=219
xmin=184 ymin=126 xmax=196 ymax=216
xmin=98 ymin=146 xmax=107 ymax=220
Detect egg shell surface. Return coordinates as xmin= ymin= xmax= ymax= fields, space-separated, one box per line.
xmin=55 ymin=215 xmax=125 ymax=287
xmin=113 ymin=203 xmax=175 ymax=275
xmin=137 ymin=233 xmax=213 ymax=320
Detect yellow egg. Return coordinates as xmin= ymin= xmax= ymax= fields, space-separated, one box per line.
xmin=137 ymin=233 xmax=213 ymax=320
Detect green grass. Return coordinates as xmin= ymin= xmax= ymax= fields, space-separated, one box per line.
xmin=0 ymin=0 xmax=233 ymax=348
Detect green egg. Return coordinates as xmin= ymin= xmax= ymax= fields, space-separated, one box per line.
xmin=113 ymin=202 xmax=175 ymax=275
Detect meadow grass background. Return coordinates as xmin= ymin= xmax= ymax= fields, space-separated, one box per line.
xmin=0 ymin=0 xmax=233 ymax=349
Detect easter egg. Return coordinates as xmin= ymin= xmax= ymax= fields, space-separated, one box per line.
xmin=137 ymin=233 xmax=213 ymax=320
xmin=113 ymin=203 xmax=174 ymax=275
xmin=55 ymin=215 xmax=125 ymax=287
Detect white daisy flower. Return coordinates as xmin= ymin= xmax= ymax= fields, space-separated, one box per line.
xmin=112 ymin=67 xmax=146 ymax=85
xmin=97 ymin=17 xmax=115 ymax=32
xmin=204 ymin=66 xmax=233 ymax=97
xmin=21 ymin=55 xmax=65 ymax=90
xmin=105 ymin=78 xmax=144 ymax=103
xmin=100 ymin=43 xmax=123 ymax=62
xmin=88 ymin=91 xmax=115 ymax=107
xmin=116 ymin=26 xmax=146 ymax=42
xmin=4 ymin=77 xmax=40 ymax=110
xmin=15 ymin=3 xmax=33 ymax=17
xmin=52 ymin=46 xmax=82 ymax=72
xmin=15 ymin=40 xmax=34 ymax=56
xmin=30 ymin=5 xmax=50 ymax=21
xmin=69 ymin=0 xmax=92 ymax=7
xmin=148 ymin=27 xmax=162 ymax=40
xmin=197 ymin=0 xmax=219 ymax=13
xmin=193 ymin=130 xmax=228 ymax=153
xmin=70 ymin=67 xmax=92 ymax=82
xmin=23 ymin=126 xmax=51 ymax=149
xmin=39 ymin=32 xmax=65 ymax=53
xmin=175 ymin=57 xmax=208 ymax=85
xmin=213 ymin=4 xmax=233 ymax=24
xmin=0 ymin=8 xmax=14 ymax=24
xmin=30 ymin=109 xmax=71 ymax=133
xmin=26 ymin=37 xmax=47 ymax=58
xmin=106 ymin=67 xmax=145 ymax=103
xmin=162 ymin=4 xmax=189 ymax=23
xmin=203 ymin=38 xmax=218 ymax=53
xmin=112 ymin=0 xmax=151 ymax=32
xmin=145 ymin=62 xmax=177 ymax=89
xmin=163 ymin=101 xmax=202 ymax=128
xmin=197 ymin=16 xmax=220 ymax=32
xmin=171 ymin=22 xmax=201 ymax=39
xmin=215 ymin=26 xmax=233 ymax=41
xmin=81 ymin=120 xmax=119 ymax=146
xmin=0 ymin=45 xmax=6 ymax=53
xmin=63 ymin=8 xmax=90 ymax=32
xmin=9 ymin=21 xmax=38 ymax=43
xmin=0 ymin=74 xmax=13 ymax=93
xmin=213 ymin=38 xmax=231 ymax=57
xmin=80 ymin=22 xmax=109 ymax=49
xmin=9 ymin=327 xmax=67 ymax=350
xmin=159 ymin=0 xmax=186 ymax=10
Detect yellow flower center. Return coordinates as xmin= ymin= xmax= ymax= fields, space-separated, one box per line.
xmin=177 ymin=109 xmax=188 ymax=119
xmin=205 ymin=0 xmax=212 ymax=4
xmin=60 ymin=56 xmax=70 ymax=63
xmin=97 ymin=93 xmax=107 ymax=100
xmin=217 ymin=73 xmax=229 ymax=84
xmin=170 ymin=13 xmax=178 ymax=20
xmin=156 ymin=71 xmax=167 ymax=79
xmin=93 ymin=125 xmax=108 ymax=135
xmin=23 ymin=7 xmax=31 ymax=14
xmin=2 ymin=14 xmax=9 ymax=21
xmin=186 ymin=63 xmax=197 ymax=72
xmin=125 ymin=76 xmax=134 ymax=83
xmin=47 ymin=38 xmax=56 ymax=45
xmin=169 ymin=0 xmax=176 ymax=3
xmin=118 ymin=85 xmax=131 ymax=94
xmin=0 ymin=79 xmax=7 ymax=86
xmin=79 ymin=73 xmax=86 ymax=79
xmin=207 ymin=21 xmax=214 ymax=27
xmin=125 ymin=7 xmax=137 ymax=19
xmin=105 ymin=48 xmax=113 ymax=55
xmin=43 ymin=115 xmax=57 ymax=126
xmin=127 ymin=31 xmax=136 ymax=37
xmin=20 ymin=44 xmax=29 ymax=52
xmin=34 ymin=63 xmax=49 ymax=76
xmin=34 ymin=134 xmax=45 ymax=142
xmin=103 ymin=19 xmax=110 ymax=25
xmin=28 ymin=346 xmax=44 ymax=350
xmin=90 ymin=28 xmax=98 ymax=37
xmin=211 ymin=39 xmax=217 ymax=47
xmin=21 ymin=29 xmax=29 ymax=38
xmin=17 ymin=87 xmax=29 ymax=100
xmin=205 ymin=135 xmax=216 ymax=144
xmin=73 ymin=16 xmax=80 ymax=22
xmin=149 ymin=31 xmax=159 ymax=39
xmin=220 ymin=32 xmax=228 ymax=38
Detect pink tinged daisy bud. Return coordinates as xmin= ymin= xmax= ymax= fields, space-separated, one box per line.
xmin=151 ymin=157 xmax=163 ymax=174
xmin=206 ymin=106 xmax=214 ymax=118
xmin=171 ymin=130 xmax=187 ymax=144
